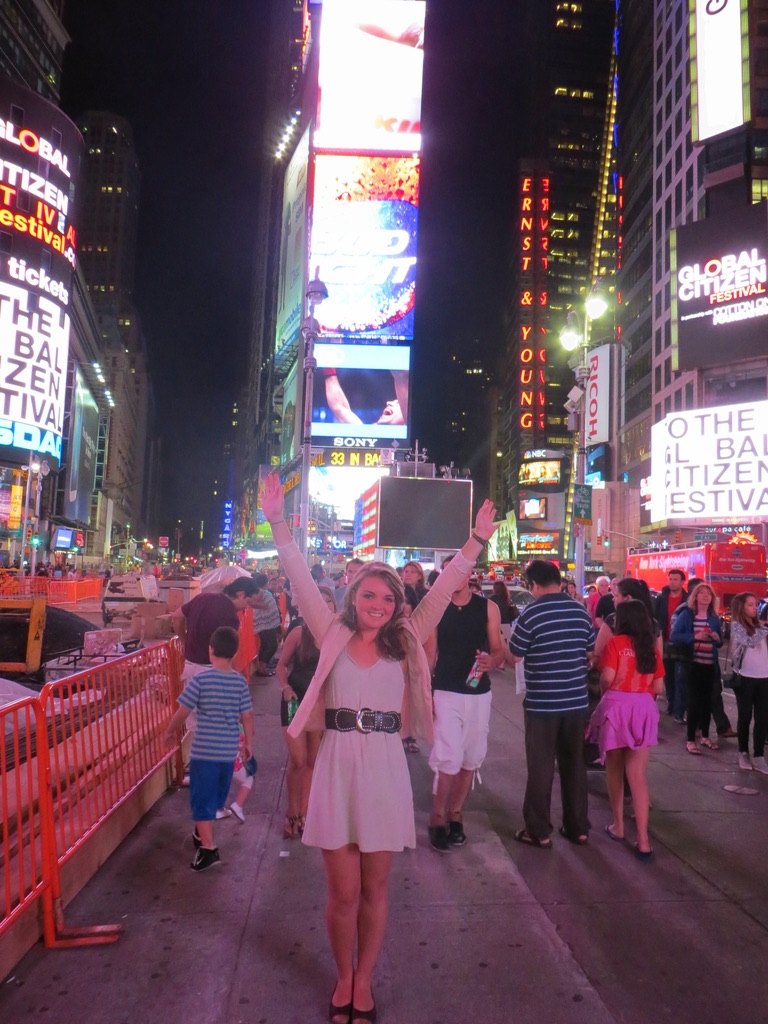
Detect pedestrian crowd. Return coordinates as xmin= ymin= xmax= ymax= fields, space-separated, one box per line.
xmin=163 ymin=477 xmax=768 ymax=1024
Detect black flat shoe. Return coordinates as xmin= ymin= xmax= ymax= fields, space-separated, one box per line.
xmin=329 ymin=995 xmax=352 ymax=1024
xmin=351 ymin=996 xmax=377 ymax=1023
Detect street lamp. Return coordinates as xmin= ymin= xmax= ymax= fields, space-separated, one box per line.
xmin=19 ymin=453 xmax=41 ymax=570
xmin=29 ymin=459 xmax=50 ymax=575
xmin=299 ymin=269 xmax=329 ymax=562
xmin=559 ymin=280 xmax=609 ymax=596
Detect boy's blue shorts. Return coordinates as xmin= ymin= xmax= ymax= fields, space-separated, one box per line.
xmin=189 ymin=759 xmax=234 ymax=821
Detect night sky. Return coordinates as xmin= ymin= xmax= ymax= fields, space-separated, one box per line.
xmin=59 ymin=0 xmax=545 ymax=542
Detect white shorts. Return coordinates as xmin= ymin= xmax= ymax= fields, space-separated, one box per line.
xmin=429 ymin=689 xmax=492 ymax=775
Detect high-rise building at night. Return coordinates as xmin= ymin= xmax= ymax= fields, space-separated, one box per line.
xmin=498 ymin=0 xmax=617 ymax=565
xmin=0 ymin=0 xmax=67 ymax=103
xmin=76 ymin=110 xmax=156 ymax=539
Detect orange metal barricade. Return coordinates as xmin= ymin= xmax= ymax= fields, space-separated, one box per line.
xmin=0 ymin=576 xmax=103 ymax=604
xmin=0 ymin=637 xmax=185 ymax=962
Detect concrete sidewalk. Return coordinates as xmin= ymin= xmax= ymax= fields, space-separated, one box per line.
xmin=1 ymin=670 xmax=766 ymax=1024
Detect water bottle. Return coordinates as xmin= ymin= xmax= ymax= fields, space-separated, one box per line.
xmin=287 ymin=697 xmax=299 ymax=723
xmin=466 ymin=657 xmax=485 ymax=689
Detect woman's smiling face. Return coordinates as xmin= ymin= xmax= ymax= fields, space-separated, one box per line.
xmin=354 ymin=577 xmax=397 ymax=631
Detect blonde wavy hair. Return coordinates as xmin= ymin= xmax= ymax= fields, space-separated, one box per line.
xmin=339 ymin=562 xmax=407 ymax=660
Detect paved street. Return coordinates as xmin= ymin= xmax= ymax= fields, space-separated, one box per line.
xmin=1 ymin=667 xmax=766 ymax=1024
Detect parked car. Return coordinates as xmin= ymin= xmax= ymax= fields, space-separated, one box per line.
xmin=479 ymin=580 xmax=534 ymax=608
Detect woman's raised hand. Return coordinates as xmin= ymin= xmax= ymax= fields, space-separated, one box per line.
xmin=261 ymin=473 xmax=285 ymax=524
xmin=474 ymin=499 xmax=499 ymax=542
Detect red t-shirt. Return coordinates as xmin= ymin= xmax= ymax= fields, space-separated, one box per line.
xmin=599 ymin=635 xmax=664 ymax=694
xmin=181 ymin=592 xmax=239 ymax=664
xmin=665 ymin=591 xmax=684 ymax=639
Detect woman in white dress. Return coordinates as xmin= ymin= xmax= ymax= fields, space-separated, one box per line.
xmin=261 ymin=473 xmax=498 ymax=1024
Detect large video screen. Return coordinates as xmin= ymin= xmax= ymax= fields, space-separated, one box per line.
xmin=377 ymin=477 xmax=472 ymax=550
xmin=63 ymin=367 xmax=100 ymax=524
xmin=311 ymin=342 xmax=410 ymax=447
xmin=315 ymin=0 xmax=425 ymax=152
xmin=310 ymin=154 xmax=419 ymax=341
xmin=0 ymin=81 xmax=83 ymax=467
xmin=691 ymin=0 xmax=749 ymax=143
xmin=274 ymin=127 xmax=310 ymax=368
xmin=518 ymin=460 xmax=562 ymax=488
xmin=671 ymin=202 xmax=768 ymax=371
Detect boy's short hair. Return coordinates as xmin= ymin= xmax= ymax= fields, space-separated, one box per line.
xmin=252 ymin=571 xmax=269 ymax=589
xmin=525 ymin=559 xmax=562 ymax=588
xmin=210 ymin=626 xmax=239 ymax=659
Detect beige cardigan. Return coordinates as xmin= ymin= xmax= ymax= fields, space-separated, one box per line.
xmin=278 ymin=537 xmax=475 ymax=744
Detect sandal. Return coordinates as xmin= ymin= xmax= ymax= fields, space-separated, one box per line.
xmin=329 ymin=990 xmax=353 ymax=1024
xmin=514 ymin=828 xmax=552 ymax=849
xmin=686 ymin=742 xmax=702 ymax=755
xmin=283 ymin=814 xmax=301 ymax=839
xmin=604 ymin=824 xmax=625 ymax=843
xmin=403 ymin=737 xmax=420 ymax=753
xmin=700 ymin=737 xmax=719 ymax=750
xmin=297 ymin=814 xmax=306 ymax=836
xmin=559 ymin=825 xmax=588 ymax=845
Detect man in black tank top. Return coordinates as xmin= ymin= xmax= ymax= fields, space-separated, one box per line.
xmin=425 ymin=557 xmax=503 ymax=852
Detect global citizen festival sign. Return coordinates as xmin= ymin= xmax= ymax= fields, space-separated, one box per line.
xmin=0 ymin=82 xmax=82 ymax=467
xmin=671 ymin=202 xmax=768 ymax=371
xmin=650 ymin=399 xmax=768 ymax=521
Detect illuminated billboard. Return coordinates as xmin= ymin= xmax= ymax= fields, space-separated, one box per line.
xmin=670 ymin=202 xmax=768 ymax=370
xmin=650 ymin=399 xmax=768 ymax=521
xmin=0 ymin=81 xmax=82 ymax=467
xmin=274 ymin=127 xmax=310 ymax=369
xmin=585 ymin=344 xmax=611 ymax=445
xmin=279 ymin=357 xmax=302 ymax=465
xmin=310 ymin=154 xmax=419 ymax=340
xmin=690 ymin=0 xmax=750 ymax=144
xmin=518 ymin=460 xmax=562 ymax=488
xmin=63 ymin=367 xmax=99 ymax=524
xmin=518 ymin=532 xmax=561 ymax=558
xmin=315 ymin=0 xmax=425 ymax=152
xmin=311 ymin=342 xmax=410 ymax=446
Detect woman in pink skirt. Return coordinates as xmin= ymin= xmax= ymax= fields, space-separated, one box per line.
xmin=591 ymin=600 xmax=664 ymax=860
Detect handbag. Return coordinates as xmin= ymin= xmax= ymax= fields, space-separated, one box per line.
xmin=722 ymin=641 xmax=744 ymax=689
xmin=665 ymin=640 xmax=693 ymax=663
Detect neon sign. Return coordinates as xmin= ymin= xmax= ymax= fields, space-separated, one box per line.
xmin=518 ymin=172 xmax=549 ymax=436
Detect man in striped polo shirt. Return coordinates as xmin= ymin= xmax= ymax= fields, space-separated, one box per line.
xmin=508 ymin=560 xmax=595 ymax=849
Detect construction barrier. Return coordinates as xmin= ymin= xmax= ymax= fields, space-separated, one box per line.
xmin=0 ymin=576 xmax=103 ymax=605
xmin=0 ymin=638 xmax=185 ymax=977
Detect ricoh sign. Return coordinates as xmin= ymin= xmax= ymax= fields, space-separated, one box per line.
xmin=0 ymin=81 xmax=82 ymax=467
xmin=585 ymin=344 xmax=610 ymax=446
xmin=650 ymin=400 xmax=768 ymax=521
xmin=670 ymin=203 xmax=768 ymax=371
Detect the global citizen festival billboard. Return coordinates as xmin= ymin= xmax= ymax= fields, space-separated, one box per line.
xmin=0 ymin=81 xmax=82 ymax=467
xmin=670 ymin=202 xmax=768 ymax=371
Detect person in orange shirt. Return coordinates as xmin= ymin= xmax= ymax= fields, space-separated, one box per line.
xmin=590 ymin=600 xmax=664 ymax=861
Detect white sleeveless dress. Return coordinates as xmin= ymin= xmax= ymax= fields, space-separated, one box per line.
xmin=301 ymin=648 xmax=415 ymax=852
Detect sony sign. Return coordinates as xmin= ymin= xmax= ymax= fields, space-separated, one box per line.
xmin=649 ymin=399 xmax=768 ymax=521
xmin=691 ymin=0 xmax=749 ymax=144
xmin=585 ymin=344 xmax=610 ymax=446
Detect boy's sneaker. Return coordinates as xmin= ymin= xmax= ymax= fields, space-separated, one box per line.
xmin=190 ymin=846 xmax=220 ymax=871
xmin=191 ymin=828 xmax=202 ymax=849
xmin=447 ymin=819 xmax=466 ymax=846
xmin=738 ymin=753 xmax=753 ymax=771
xmin=751 ymin=755 xmax=768 ymax=774
xmin=216 ymin=808 xmax=231 ymax=819
xmin=428 ymin=825 xmax=451 ymax=853
xmin=229 ymin=802 xmax=245 ymax=823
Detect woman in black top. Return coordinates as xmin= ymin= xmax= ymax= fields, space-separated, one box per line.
xmin=490 ymin=580 xmax=519 ymax=625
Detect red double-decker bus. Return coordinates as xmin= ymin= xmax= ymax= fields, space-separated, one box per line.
xmin=625 ymin=541 xmax=767 ymax=614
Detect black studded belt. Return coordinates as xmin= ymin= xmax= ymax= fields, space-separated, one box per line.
xmin=325 ymin=707 xmax=402 ymax=734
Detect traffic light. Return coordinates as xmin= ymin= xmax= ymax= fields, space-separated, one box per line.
xmin=30 ymin=534 xmax=41 ymax=548
xmin=26 ymin=526 xmax=32 ymax=541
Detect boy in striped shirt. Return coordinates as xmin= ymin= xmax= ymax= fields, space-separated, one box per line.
xmin=165 ymin=626 xmax=254 ymax=871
